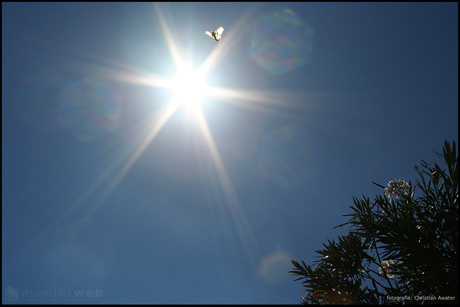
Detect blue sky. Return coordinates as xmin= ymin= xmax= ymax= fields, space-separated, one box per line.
xmin=2 ymin=2 xmax=458 ymax=304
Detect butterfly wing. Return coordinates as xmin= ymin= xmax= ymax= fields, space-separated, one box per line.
xmin=206 ymin=27 xmax=224 ymax=45
xmin=214 ymin=27 xmax=224 ymax=45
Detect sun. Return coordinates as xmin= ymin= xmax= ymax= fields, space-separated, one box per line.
xmin=39 ymin=2 xmax=275 ymax=271
xmin=170 ymin=64 xmax=208 ymax=113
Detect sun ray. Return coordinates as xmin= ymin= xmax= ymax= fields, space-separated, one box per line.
xmin=209 ymin=87 xmax=307 ymax=108
xmin=153 ymin=3 xmax=184 ymax=69
xmin=28 ymin=3 xmax=320 ymax=268
xmin=91 ymin=100 xmax=181 ymax=212
xmin=26 ymin=100 xmax=180 ymax=254
xmin=194 ymin=109 xmax=261 ymax=266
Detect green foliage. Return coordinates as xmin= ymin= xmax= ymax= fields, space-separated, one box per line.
xmin=290 ymin=140 xmax=458 ymax=304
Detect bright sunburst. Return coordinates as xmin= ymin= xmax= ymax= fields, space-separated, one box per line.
xmin=170 ymin=64 xmax=208 ymax=113
xmin=41 ymin=2 xmax=310 ymax=268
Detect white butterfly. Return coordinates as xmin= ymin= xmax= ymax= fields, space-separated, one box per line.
xmin=205 ymin=27 xmax=224 ymax=45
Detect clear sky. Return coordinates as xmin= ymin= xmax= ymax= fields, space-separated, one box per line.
xmin=2 ymin=2 xmax=458 ymax=304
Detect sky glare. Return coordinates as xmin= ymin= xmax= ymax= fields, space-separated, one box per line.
xmin=2 ymin=2 xmax=458 ymax=304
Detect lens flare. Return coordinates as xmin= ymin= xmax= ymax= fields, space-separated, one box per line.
xmin=250 ymin=9 xmax=314 ymax=75
xmin=259 ymin=250 xmax=293 ymax=284
xmin=43 ymin=219 xmax=116 ymax=287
